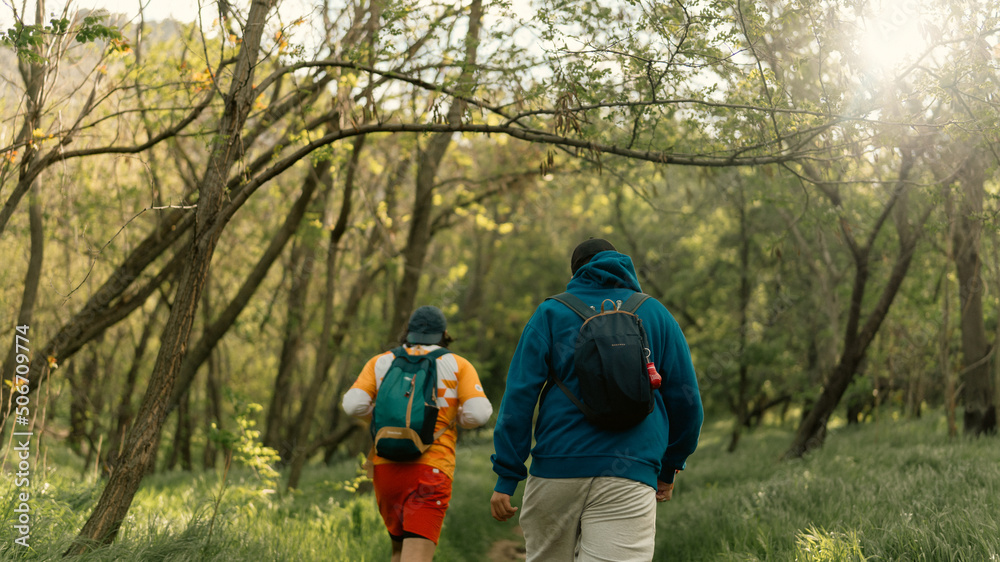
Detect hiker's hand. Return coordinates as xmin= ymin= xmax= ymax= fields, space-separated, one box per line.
xmin=491 ymin=492 xmax=518 ymax=521
xmin=656 ymin=480 xmax=674 ymax=502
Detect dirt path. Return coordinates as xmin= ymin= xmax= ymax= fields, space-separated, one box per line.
xmin=487 ymin=525 xmax=526 ymax=561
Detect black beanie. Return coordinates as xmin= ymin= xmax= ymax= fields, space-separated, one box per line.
xmin=571 ymin=238 xmax=617 ymax=275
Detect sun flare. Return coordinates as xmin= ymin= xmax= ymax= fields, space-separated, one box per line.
xmin=857 ymin=0 xmax=932 ymax=71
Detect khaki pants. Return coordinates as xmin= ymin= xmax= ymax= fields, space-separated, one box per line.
xmin=520 ymin=475 xmax=656 ymax=562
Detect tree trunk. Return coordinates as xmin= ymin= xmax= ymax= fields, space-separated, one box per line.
xmin=387 ymin=148 xmax=450 ymax=342
xmin=255 ymin=164 xmax=331 ymax=458
xmin=462 ymin=225 xmax=500 ymax=316
xmin=287 ymin=262 xmax=380 ymax=479
xmin=729 ymin=183 xmax=752 ymax=453
xmin=285 ymin=135 xmax=366 ymax=489
xmin=197 ymin=276 xmax=216 ymax=469
xmin=0 ymin=0 xmax=46 ymax=238
xmin=296 ymin=422 xmax=361 ymax=472
xmin=943 ymin=187 xmax=959 ymax=437
xmin=169 ymin=163 xmax=325 ymax=417
xmin=167 ymin=392 xmax=193 ymax=471
xmin=324 ymin=362 xmax=356 ymax=465
xmin=388 ymin=0 xmax=484 ymax=343
xmin=68 ymin=346 xmax=100 ymax=457
xmin=263 ymin=235 xmax=320 ymax=459
xmin=786 ymin=153 xmax=922 ymax=459
xmin=2 ymin=180 xmax=44 ymax=386
xmin=322 ymin=220 xmax=396 ymax=467
xmin=202 ymin=329 xmax=223 ymax=470
xmin=991 ymin=230 xmax=1000 ymax=433
xmin=67 ymin=1 xmax=275 ymax=552
xmin=460 ymin=219 xmax=502 ymax=370
xmin=104 ymin=299 xmax=166 ymax=475
xmin=952 ymin=152 xmax=997 ymax=435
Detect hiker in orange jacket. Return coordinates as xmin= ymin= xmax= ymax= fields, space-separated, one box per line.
xmin=343 ymin=306 xmax=493 ymax=561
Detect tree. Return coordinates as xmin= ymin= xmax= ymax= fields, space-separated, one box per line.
xmin=950 ymin=149 xmax=998 ymax=435
xmin=785 ymin=150 xmax=932 ymax=458
xmin=941 ymin=33 xmax=1000 ymax=435
xmin=386 ymin=0 xmax=485 ymax=343
xmin=67 ymin=0 xmax=277 ymax=551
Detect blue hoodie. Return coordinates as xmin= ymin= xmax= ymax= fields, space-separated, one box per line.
xmin=492 ymin=251 xmax=704 ymax=495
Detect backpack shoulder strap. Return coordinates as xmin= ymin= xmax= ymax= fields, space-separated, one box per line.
xmin=393 ymin=346 xmax=450 ymax=361
xmin=414 ymin=347 xmax=449 ymax=405
xmin=424 ymin=347 xmax=454 ymax=441
xmin=546 ymin=292 xmax=595 ymax=320
xmin=550 ymin=374 xmax=596 ymax=419
xmin=433 ymin=418 xmax=456 ymax=441
xmin=425 ymin=348 xmax=451 ymax=361
xmin=541 ymin=293 xmax=595 ymax=411
xmin=621 ymin=292 xmax=652 ymax=314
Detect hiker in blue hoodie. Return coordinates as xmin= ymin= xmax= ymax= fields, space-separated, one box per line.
xmin=489 ymin=238 xmax=704 ymax=562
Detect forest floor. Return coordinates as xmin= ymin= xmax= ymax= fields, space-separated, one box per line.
xmin=487 ymin=525 xmax=525 ymax=561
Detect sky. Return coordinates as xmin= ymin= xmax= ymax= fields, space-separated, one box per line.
xmin=1 ymin=0 xmax=537 ymax=58
xmin=1 ymin=0 xmax=315 ymax=27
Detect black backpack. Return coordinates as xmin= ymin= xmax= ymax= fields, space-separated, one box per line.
xmin=545 ymin=292 xmax=655 ymax=430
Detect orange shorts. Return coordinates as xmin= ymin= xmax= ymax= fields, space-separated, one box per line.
xmin=372 ymin=462 xmax=453 ymax=544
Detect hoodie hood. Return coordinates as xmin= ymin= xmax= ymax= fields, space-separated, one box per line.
xmin=567 ymin=250 xmax=642 ymax=293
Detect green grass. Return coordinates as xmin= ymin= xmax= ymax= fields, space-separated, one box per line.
xmin=0 ymin=417 xmax=998 ymax=560
xmin=661 ymin=416 xmax=1000 ymax=561
xmin=0 ymin=432 xmax=513 ymax=561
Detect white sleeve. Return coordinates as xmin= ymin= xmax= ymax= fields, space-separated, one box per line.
xmin=342 ymin=388 xmax=374 ymax=417
xmin=458 ymin=396 xmax=493 ymax=429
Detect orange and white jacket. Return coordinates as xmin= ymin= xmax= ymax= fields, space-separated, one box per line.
xmin=342 ymin=344 xmax=492 ymax=479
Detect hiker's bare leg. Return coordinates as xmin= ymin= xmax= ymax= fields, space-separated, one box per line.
xmin=390 ymin=538 xmax=403 ymax=562
xmin=400 ymin=537 xmax=436 ymax=561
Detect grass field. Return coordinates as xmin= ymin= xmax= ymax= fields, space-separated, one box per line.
xmin=1 ymin=414 xmax=998 ymax=560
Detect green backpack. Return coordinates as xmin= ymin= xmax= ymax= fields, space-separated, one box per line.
xmin=371 ymin=347 xmax=451 ymax=461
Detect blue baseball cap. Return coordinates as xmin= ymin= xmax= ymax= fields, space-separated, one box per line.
xmin=406 ymin=306 xmax=447 ymax=344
